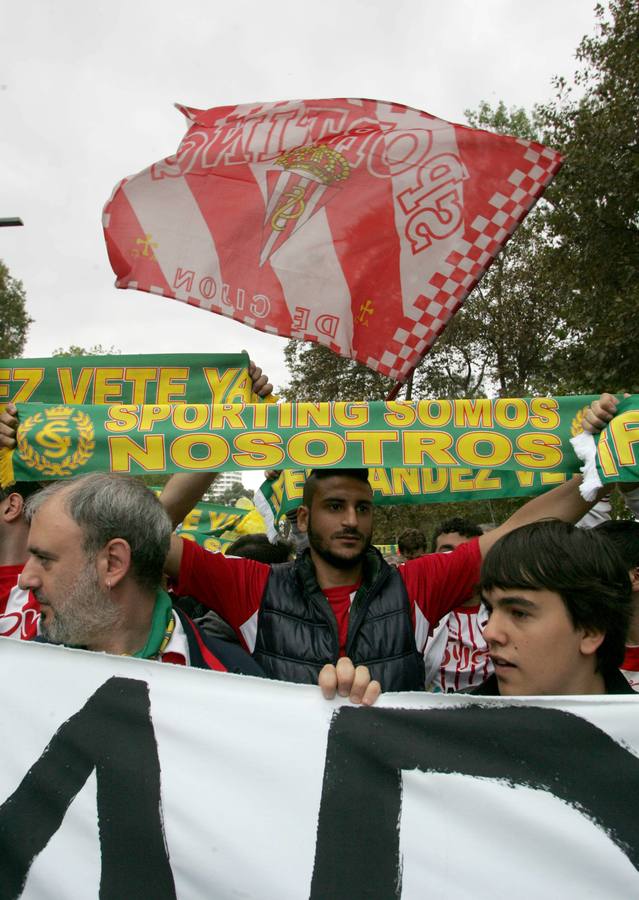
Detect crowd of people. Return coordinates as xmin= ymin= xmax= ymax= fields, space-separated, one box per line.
xmin=0 ymin=382 xmax=637 ymax=700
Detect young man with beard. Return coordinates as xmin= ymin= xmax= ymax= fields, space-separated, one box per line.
xmin=162 ymin=466 xmax=599 ymax=691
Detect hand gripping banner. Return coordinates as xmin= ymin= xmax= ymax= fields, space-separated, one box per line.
xmin=102 ymin=98 xmax=562 ymax=381
xmin=1 ymin=641 xmax=638 ymax=898
xmin=571 ymin=395 xmax=639 ymax=499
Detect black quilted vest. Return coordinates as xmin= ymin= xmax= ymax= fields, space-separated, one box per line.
xmin=252 ymin=548 xmax=425 ymax=691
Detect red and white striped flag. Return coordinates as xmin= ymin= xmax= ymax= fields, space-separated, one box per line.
xmin=103 ymin=98 xmax=561 ymax=381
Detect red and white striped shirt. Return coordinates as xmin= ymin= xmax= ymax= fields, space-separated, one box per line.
xmin=425 ymin=603 xmax=493 ymax=693
xmin=621 ymin=645 xmax=639 ymax=693
xmin=0 ymin=564 xmax=40 ymax=641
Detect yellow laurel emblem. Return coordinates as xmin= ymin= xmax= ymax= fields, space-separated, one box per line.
xmin=18 ymin=407 xmax=96 ymax=477
xmin=570 ymin=405 xmax=591 ymax=438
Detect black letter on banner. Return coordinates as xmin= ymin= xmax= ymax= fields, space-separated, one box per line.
xmin=310 ymin=706 xmax=639 ymax=898
xmin=0 ymin=676 xmax=176 ymax=900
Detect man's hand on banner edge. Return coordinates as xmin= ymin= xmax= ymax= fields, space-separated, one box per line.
xmin=319 ymin=657 xmax=382 ymax=706
xmin=0 ymin=402 xmax=18 ymax=449
xmin=247 ymin=355 xmax=273 ymax=399
xmin=582 ymin=393 xmax=622 ymax=434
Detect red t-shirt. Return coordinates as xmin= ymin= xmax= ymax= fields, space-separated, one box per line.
xmin=0 ymin=564 xmax=40 ymax=641
xmin=621 ymin=645 xmax=639 ymax=692
xmin=175 ymin=538 xmax=481 ymax=656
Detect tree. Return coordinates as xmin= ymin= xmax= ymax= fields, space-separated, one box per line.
xmin=0 ymin=261 xmax=33 ymax=357
xmin=215 ymin=482 xmax=254 ymax=505
xmin=281 ymin=340 xmax=393 ymax=402
xmin=536 ymin=0 xmax=639 ymax=392
xmin=52 ymin=344 xmax=120 ymax=357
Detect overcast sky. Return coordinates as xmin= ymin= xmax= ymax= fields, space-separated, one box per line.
xmin=2 ymin=0 xmax=597 ymax=398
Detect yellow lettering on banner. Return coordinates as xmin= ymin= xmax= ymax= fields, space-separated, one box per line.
xmin=173 ymin=404 xmax=209 ymax=431
xmin=9 ymin=368 xmax=45 ymax=403
xmin=58 ymin=368 xmax=93 ymax=404
xmin=608 ymin=411 xmax=639 ymax=467
xmin=475 ymin=469 xmax=502 ymax=490
xmin=391 ymin=468 xmax=420 ymax=495
xmin=171 ymin=434 xmax=230 ymax=469
xmin=284 ymin=470 xmax=306 ymax=500
xmin=514 ymin=433 xmax=563 ymax=469
xmin=416 ymin=400 xmax=452 ymax=427
xmin=210 ymin=404 xmax=245 ymax=430
xmin=287 ymin=431 xmax=346 ymax=466
xmin=93 ymin=368 xmax=124 ymax=404
xmin=109 ymin=435 xmax=166 ymax=472
xmin=296 ymin=403 xmax=331 ymax=428
xmin=140 ymin=405 xmax=172 ymax=432
xmin=530 ymin=397 xmax=560 ymax=429
xmin=270 ymin=475 xmax=284 ymax=515
xmin=597 ymin=435 xmax=619 ymax=477
xmin=516 ymin=471 xmax=535 ymax=487
xmin=126 ymin=368 xmax=157 ymax=404
xmin=181 ymin=508 xmax=202 ymax=531
xmin=179 ymin=533 xmax=197 ymax=543
xmin=204 ymin=367 xmax=242 ymax=403
xmin=368 ymin=468 xmax=393 ymax=495
xmin=453 ymin=399 xmax=493 ymax=428
xmin=450 ymin=468 xmax=477 ymax=492
xmin=333 ymin=403 xmax=369 ymax=427
xmin=232 ymin=432 xmax=285 ymax=467
xmin=105 ymin=405 xmax=140 ymax=433
xmin=421 ymin=468 xmax=449 ymax=493
xmin=0 ymin=369 xmax=8 ymax=401
xmin=203 ymin=537 xmax=223 ymax=552
xmin=494 ymin=399 xmax=529 ymax=429
xmin=278 ymin=404 xmax=293 ymax=429
xmin=403 ymin=432 xmax=456 ymax=466
xmin=157 ymin=368 xmax=188 ymax=404
xmin=457 ymin=432 xmax=513 ymax=467
xmin=209 ymin=511 xmax=238 ymax=530
xmin=345 ymin=431 xmax=399 ymax=465
xmin=384 ymin=401 xmax=417 ymax=427
xmin=540 ymin=472 xmax=567 ymax=485
xmin=250 ymin=403 xmax=269 ymax=429
xmin=225 ymin=370 xmax=254 ymax=404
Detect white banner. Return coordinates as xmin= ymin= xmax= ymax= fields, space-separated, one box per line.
xmin=1 ymin=640 xmax=638 ymax=899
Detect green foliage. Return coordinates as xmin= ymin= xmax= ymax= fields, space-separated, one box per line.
xmin=281 ymin=340 xmax=393 ymax=402
xmin=52 ymin=344 xmax=120 ymax=357
xmin=216 ymin=482 xmax=254 ymax=505
xmin=535 ymin=0 xmax=639 ymax=392
xmin=0 ymin=261 xmax=33 ymax=357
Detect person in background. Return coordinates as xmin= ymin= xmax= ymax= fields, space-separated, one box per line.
xmin=475 ymin=520 xmax=634 ymax=696
xmin=397 ymin=528 xmax=426 ymax=562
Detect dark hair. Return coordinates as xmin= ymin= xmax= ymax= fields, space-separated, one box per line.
xmin=398 ymin=528 xmax=426 ymax=555
xmin=480 ymin=520 xmax=632 ymax=674
xmin=0 ymin=481 xmax=44 ymax=503
xmin=226 ymin=533 xmax=294 ymax=563
xmin=26 ymin=474 xmax=171 ymax=592
xmin=302 ymin=468 xmax=370 ymax=507
xmin=431 ymin=516 xmax=482 ymax=552
xmin=595 ymin=520 xmax=639 ymax=569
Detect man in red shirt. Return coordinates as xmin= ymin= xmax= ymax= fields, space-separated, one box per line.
xmin=162 ymin=468 xmax=596 ymax=691
xmin=0 ymin=482 xmax=41 ymax=641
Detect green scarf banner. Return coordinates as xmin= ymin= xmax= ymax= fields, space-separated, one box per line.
xmin=571 ymin=395 xmax=639 ymax=499
xmin=0 ymin=352 xmax=271 ymax=405
xmin=1 ymin=395 xmax=595 ymax=488
xmin=175 ymin=498 xmax=266 ymax=553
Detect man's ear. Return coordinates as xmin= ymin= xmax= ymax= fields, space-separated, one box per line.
xmin=296 ymin=505 xmax=309 ymax=534
xmin=96 ymin=538 xmax=132 ymax=589
xmin=1 ymin=492 xmax=25 ymax=524
xmin=579 ymin=627 xmax=606 ymax=658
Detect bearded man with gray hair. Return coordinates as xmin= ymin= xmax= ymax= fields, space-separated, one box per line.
xmin=20 ymin=473 xmax=264 ymax=673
